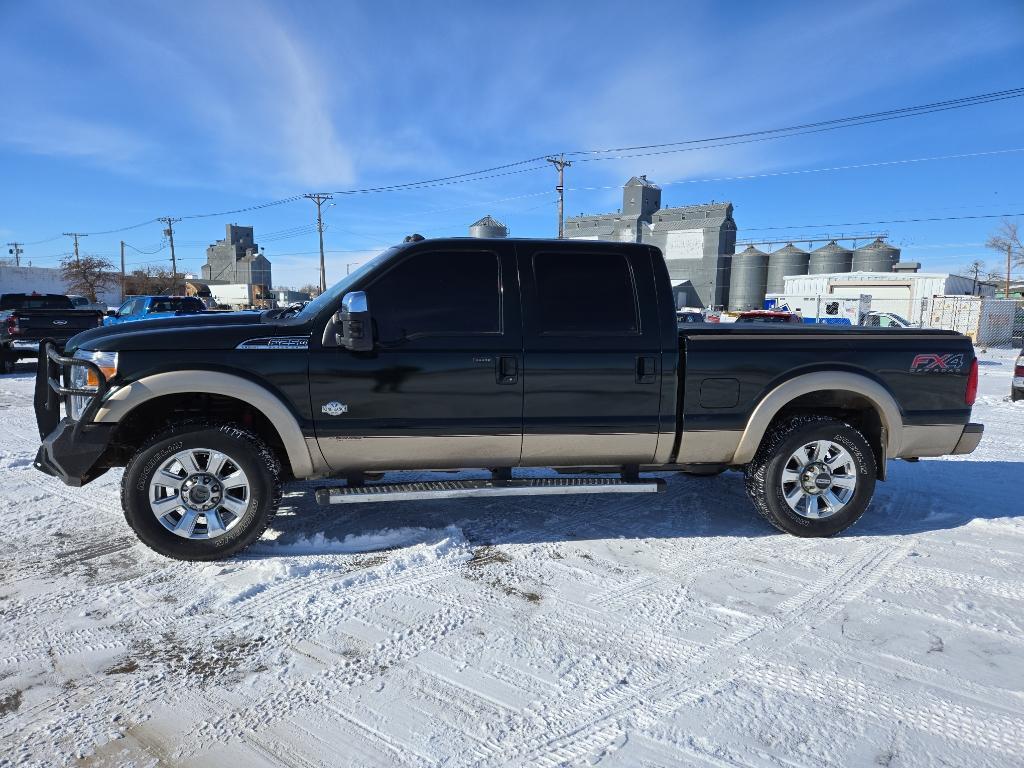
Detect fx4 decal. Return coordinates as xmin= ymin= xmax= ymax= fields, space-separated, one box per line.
xmin=910 ymin=353 xmax=965 ymax=373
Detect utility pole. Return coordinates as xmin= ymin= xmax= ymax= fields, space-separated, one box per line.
xmin=546 ymin=154 xmax=572 ymax=239
xmin=1006 ymin=243 xmax=1013 ymax=300
xmin=6 ymin=242 xmax=23 ymax=266
xmin=158 ymin=217 xmax=181 ymax=295
xmin=63 ymin=232 xmax=87 ymax=264
xmin=120 ymin=240 xmax=126 ymax=298
xmin=304 ymin=193 xmax=333 ymax=293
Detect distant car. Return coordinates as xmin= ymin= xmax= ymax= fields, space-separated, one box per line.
xmin=1013 ymin=349 xmax=1023 ymax=402
xmin=676 ymin=310 xmax=704 ymax=324
xmin=862 ymin=311 xmax=911 ymax=328
xmin=734 ymin=310 xmax=803 ymax=324
xmin=104 ymin=295 xmax=207 ymax=326
xmin=67 ymin=295 xmax=108 ymax=313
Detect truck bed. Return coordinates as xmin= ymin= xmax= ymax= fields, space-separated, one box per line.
xmin=674 ymin=323 xmax=975 ymax=466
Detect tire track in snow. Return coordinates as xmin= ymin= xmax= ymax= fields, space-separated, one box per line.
xmin=739 ymin=663 xmax=1024 ymax=755
xmin=480 ymin=540 xmax=902 ymax=767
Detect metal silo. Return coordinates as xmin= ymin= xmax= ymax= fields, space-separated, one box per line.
xmin=469 ymin=215 xmax=508 ymax=238
xmin=766 ymin=242 xmax=809 ymax=294
xmin=808 ymin=240 xmax=853 ymax=275
xmin=852 ymin=237 xmax=900 ymax=272
xmin=728 ymin=245 xmax=769 ymax=311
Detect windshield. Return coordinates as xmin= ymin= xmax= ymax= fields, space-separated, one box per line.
xmin=294 ymin=247 xmax=401 ymax=319
xmin=148 ymin=297 xmax=204 ymax=313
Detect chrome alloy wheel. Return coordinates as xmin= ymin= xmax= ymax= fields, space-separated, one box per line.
xmin=780 ymin=439 xmax=858 ymax=520
xmin=149 ymin=448 xmax=250 ymax=539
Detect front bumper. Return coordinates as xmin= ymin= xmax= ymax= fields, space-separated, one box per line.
xmin=34 ymin=418 xmax=114 ymax=486
xmin=11 ymin=340 xmax=40 ymax=351
xmin=33 ymin=340 xmax=114 ymax=486
xmin=951 ymin=422 xmax=984 ymax=455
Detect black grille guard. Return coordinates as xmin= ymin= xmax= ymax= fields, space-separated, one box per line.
xmin=33 ymin=339 xmax=110 ymax=440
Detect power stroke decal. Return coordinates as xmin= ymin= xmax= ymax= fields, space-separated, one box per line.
xmin=910 ymin=353 xmax=965 ymax=373
xmin=236 ymin=337 xmax=309 ymax=350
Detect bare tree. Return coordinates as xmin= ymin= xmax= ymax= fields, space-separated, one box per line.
xmin=60 ymin=254 xmax=117 ymax=302
xmin=986 ymin=220 xmax=1024 ymax=297
xmin=964 ymin=259 xmax=987 ymax=295
xmin=298 ymin=283 xmax=322 ymax=298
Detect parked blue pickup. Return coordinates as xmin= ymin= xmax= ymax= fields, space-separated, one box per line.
xmin=104 ymin=295 xmax=207 ymax=326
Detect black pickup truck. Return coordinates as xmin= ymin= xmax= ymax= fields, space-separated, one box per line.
xmin=1 ymin=293 xmax=103 ymax=373
xmin=33 ymin=238 xmax=983 ymax=560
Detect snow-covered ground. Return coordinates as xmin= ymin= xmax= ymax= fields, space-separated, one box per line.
xmin=1 ymin=348 xmax=1023 ymax=767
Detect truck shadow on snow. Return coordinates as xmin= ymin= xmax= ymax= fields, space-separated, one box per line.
xmin=263 ymin=459 xmax=1021 ymax=554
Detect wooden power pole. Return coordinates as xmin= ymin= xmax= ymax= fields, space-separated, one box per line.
xmin=304 ymin=193 xmax=334 ymax=293
xmin=158 ymin=217 xmax=181 ymax=294
xmin=120 ymin=240 xmax=126 ymax=298
xmin=546 ymin=155 xmax=572 ymax=239
xmin=62 ymin=232 xmax=86 ymax=264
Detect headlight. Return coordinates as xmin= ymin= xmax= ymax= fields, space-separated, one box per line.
xmin=69 ymin=350 xmax=118 ymax=420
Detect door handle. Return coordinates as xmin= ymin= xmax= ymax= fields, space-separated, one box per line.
xmin=636 ymin=355 xmax=657 ymax=384
xmin=496 ymin=355 xmax=518 ymax=385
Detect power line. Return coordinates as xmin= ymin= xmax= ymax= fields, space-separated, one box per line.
xmin=16 ymin=86 xmax=1024 ymax=243
xmin=568 ymin=87 xmax=1024 ymax=163
xmin=742 ymin=211 xmax=1024 ymax=233
xmin=568 ymin=147 xmax=1024 ymax=195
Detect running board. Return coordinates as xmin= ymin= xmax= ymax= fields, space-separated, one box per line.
xmin=315 ymin=477 xmax=664 ymax=505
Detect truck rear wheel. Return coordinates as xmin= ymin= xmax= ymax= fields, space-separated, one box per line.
xmin=121 ymin=423 xmax=281 ymax=560
xmin=744 ymin=416 xmax=876 ymax=537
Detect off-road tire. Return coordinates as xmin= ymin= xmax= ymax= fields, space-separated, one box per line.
xmin=1 ymin=352 xmax=15 ymax=374
xmin=122 ymin=422 xmax=281 ymax=560
xmin=1013 ymin=389 xmax=1023 ymax=402
xmin=744 ymin=415 xmax=877 ymax=537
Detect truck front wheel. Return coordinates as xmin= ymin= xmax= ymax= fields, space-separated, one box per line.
xmin=121 ymin=423 xmax=281 ymax=560
xmin=744 ymin=416 xmax=877 ymax=537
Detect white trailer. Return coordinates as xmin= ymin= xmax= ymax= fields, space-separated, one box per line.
xmin=209 ymin=283 xmax=258 ymax=309
xmin=782 ymin=272 xmax=993 ymax=326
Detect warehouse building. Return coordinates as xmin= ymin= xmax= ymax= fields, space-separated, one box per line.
xmin=564 ymin=176 xmax=737 ymax=309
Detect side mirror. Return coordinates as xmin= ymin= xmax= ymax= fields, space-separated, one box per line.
xmin=338 ymin=291 xmax=373 ymax=351
xmin=106 ymin=309 xmax=117 ymax=317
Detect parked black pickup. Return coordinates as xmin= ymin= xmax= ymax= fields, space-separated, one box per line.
xmin=1 ymin=293 xmax=102 ymax=373
xmin=33 ymin=238 xmax=983 ymax=560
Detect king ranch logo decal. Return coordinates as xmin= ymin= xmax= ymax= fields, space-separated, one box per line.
xmin=910 ymin=353 xmax=965 ymax=374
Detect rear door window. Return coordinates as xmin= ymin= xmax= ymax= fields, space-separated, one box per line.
xmin=532 ymin=252 xmax=639 ymax=335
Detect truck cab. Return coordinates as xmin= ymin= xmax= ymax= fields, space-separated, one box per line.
xmin=104 ymin=295 xmax=206 ymax=326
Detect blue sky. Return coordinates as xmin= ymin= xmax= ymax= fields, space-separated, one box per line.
xmin=1 ymin=0 xmax=1023 ymax=288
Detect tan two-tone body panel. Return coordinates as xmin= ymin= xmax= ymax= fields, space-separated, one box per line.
xmin=672 ymin=330 xmax=978 ymax=466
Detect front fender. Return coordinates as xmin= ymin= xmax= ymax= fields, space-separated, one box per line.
xmin=93 ymin=370 xmax=318 ymax=478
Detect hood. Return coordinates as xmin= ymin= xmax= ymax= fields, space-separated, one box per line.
xmin=67 ymin=311 xmax=307 ymax=353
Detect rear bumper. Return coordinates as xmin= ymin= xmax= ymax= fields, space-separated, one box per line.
xmin=951 ymin=422 xmax=984 ymax=455
xmin=34 ymin=418 xmax=114 ymax=486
